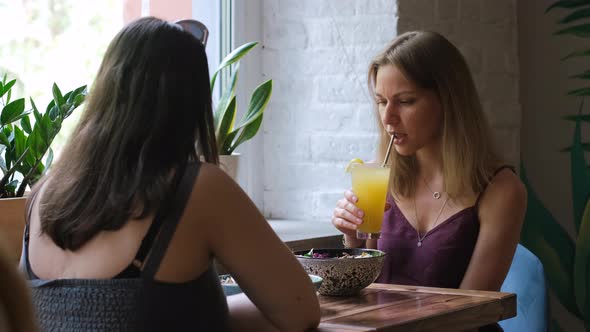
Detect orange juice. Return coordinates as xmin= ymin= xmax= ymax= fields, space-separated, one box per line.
xmin=350 ymin=163 xmax=390 ymax=239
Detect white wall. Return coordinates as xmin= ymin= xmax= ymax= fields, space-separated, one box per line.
xmin=260 ymin=0 xmax=521 ymax=221
xmin=261 ymin=0 xmax=398 ymax=220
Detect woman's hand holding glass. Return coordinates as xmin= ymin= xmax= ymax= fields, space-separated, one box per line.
xmin=332 ymin=189 xmax=392 ymax=248
xmin=332 ymin=189 xmax=365 ymax=238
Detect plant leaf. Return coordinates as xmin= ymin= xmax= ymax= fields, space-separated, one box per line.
xmin=44 ymin=147 xmax=54 ymax=172
xmin=570 ymin=101 xmax=590 ymax=232
xmin=234 ymin=80 xmax=272 ymax=130
xmin=0 ymin=79 xmax=15 ymax=99
xmin=214 ymin=63 xmax=239 ymax=129
xmin=0 ymin=155 xmax=6 ymax=173
xmin=555 ymin=23 xmax=590 ymax=37
xmin=68 ymin=85 xmax=87 ymax=103
xmin=568 ymin=87 xmax=590 ymax=96
xmin=230 ymin=113 xmax=263 ymax=153
xmin=29 ymin=112 xmax=52 ymax=161
xmin=0 ymin=131 xmax=8 ymax=147
xmin=210 ymin=41 xmax=258 ymax=89
xmin=5 ymin=179 xmax=18 ymax=195
xmin=562 ymin=49 xmax=590 ymax=61
xmin=52 ymin=83 xmax=65 ymax=111
xmin=20 ymin=115 xmax=32 ymax=134
xmin=0 ymin=98 xmax=25 ymax=126
xmin=24 ymin=148 xmax=35 ymax=168
xmin=220 ymin=130 xmax=239 ymax=155
xmin=216 ymin=96 xmax=237 ymax=151
xmin=520 ymin=162 xmax=582 ymax=318
xmin=27 ymin=130 xmax=45 ymax=159
xmin=47 ymin=103 xmax=59 ymax=121
xmin=560 ymin=142 xmax=590 ymax=152
xmin=559 ymin=7 xmax=590 ymax=23
xmin=63 ymin=85 xmax=87 ymax=118
xmin=13 ymin=126 xmax=26 ymax=162
xmin=546 ymin=0 xmax=590 ymax=13
xmin=563 ymin=114 xmax=590 ymax=122
xmin=570 ymin=69 xmax=590 ymax=80
xmin=574 ymin=199 xmax=590 ymax=320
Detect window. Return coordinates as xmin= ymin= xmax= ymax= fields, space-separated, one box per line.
xmin=0 ymin=0 xmax=122 ymax=159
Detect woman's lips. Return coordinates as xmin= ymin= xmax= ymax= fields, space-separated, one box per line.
xmin=392 ymin=132 xmax=407 ymax=144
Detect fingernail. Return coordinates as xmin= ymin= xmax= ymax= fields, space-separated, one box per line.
xmin=356 ymin=218 xmax=363 ymax=224
xmin=352 ymin=196 xmax=358 ymax=203
xmin=357 ymin=210 xmax=364 ymax=218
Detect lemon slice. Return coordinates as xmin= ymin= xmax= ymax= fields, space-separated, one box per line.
xmin=345 ymin=158 xmax=364 ymax=173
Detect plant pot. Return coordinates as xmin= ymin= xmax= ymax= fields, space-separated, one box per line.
xmin=219 ymin=154 xmax=240 ymax=182
xmin=0 ymin=197 xmax=26 ymax=262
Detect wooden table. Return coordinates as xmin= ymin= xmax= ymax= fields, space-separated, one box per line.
xmin=316 ymin=283 xmax=516 ymax=332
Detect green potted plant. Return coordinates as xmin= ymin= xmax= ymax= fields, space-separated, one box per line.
xmin=519 ymin=1 xmax=590 ymax=330
xmin=0 ymin=74 xmax=86 ymax=260
xmin=210 ymin=41 xmax=272 ymax=180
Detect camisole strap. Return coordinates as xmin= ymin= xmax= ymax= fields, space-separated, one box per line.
xmin=474 ymin=165 xmax=516 ymax=210
xmin=24 ymin=182 xmax=43 ymax=225
xmin=22 ymin=185 xmax=43 ymax=279
xmin=140 ymin=161 xmax=201 ymax=279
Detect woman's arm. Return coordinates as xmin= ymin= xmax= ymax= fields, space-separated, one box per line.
xmin=197 ymin=164 xmax=320 ymax=332
xmin=459 ymin=169 xmax=527 ymax=291
xmin=226 ymin=294 xmax=279 ymax=332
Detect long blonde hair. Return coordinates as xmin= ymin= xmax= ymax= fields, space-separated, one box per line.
xmin=368 ymin=31 xmax=501 ymax=198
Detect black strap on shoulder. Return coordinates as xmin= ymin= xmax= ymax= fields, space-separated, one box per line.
xmin=140 ymin=162 xmax=201 ymax=279
xmin=24 ymin=182 xmax=44 ymax=227
xmin=474 ymin=165 xmax=516 ymax=209
xmin=492 ymin=165 xmax=516 ymax=177
xmin=22 ymin=183 xmax=45 ymax=278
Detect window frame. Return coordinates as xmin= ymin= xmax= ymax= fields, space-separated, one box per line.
xmin=227 ymin=0 xmax=265 ymax=211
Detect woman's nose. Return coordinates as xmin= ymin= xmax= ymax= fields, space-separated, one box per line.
xmin=382 ymin=104 xmax=399 ymax=126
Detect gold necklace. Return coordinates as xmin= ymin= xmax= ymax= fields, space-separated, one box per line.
xmin=413 ymin=194 xmax=449 ymax=247
xmin=422 ymin=177 xmax=444 ymax=199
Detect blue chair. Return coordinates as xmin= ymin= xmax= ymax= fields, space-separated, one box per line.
xmin=499 ymin=244 xmax=548 ymax=332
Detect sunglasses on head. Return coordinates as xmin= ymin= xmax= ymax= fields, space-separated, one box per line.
xmin=175 ymin=19 xmax=209 ymax=47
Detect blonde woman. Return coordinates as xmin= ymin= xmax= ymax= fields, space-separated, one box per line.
xmin=332 ymin=31 xmax=527 ymax=301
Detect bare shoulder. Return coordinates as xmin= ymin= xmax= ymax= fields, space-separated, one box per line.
xmin=486 ymin=168 xmax=527 ymax=203
xmin=190 ymin=162 xmax=250 ymax=215
xmin=478 ymin=168 xmax=527 ymax=225
xmin=194 ymin=162 xmax=238 ymax=192
xmin=197 ymin=162 xmax=230 ymax=181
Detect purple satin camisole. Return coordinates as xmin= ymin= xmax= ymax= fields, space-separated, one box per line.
xmin=376 ymin=166 xmax=515 ymax=289
xmin=376 ymin=197 xmax=479 ymax=288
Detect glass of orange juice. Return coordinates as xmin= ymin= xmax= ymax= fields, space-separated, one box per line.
xmin=349 ymin=163 xmax=390 ymax=239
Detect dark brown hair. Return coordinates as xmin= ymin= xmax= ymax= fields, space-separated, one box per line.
xmin=33 ymin=17 xmax=218 ymax=250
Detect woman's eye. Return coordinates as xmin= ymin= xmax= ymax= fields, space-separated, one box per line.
xmin=376 ymin=100 xmax=386 ymax=105
xmin=399 ymin=99 xmax=414 ymax=105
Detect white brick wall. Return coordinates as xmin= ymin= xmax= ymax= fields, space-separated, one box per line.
xmin=261 ymin=0 xmax=520 ymax=221
xmin=261 ymin=0 xmax=395 ymax=220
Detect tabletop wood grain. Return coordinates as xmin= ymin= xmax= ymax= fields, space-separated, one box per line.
xmin=316 ymin=283 xmax=516 ymax=332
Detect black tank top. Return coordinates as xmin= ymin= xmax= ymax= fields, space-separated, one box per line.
xmin=21 ymin=162 xmax=229 ymax=331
